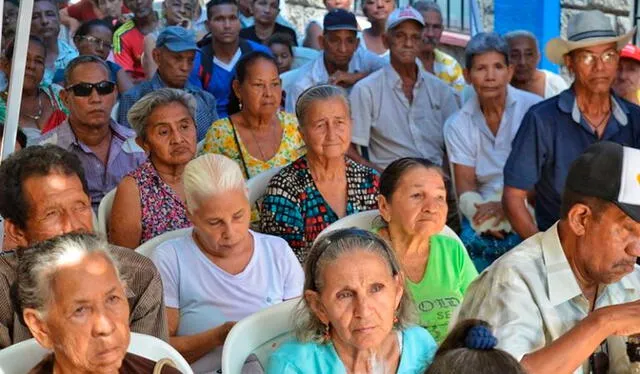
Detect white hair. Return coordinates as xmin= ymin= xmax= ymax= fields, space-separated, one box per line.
xmin=183 ymin=154 xmax=248 ymax=213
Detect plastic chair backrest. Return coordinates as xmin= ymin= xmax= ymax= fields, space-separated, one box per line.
xmin=221 ymin=297 xmax=300 ymax=374
xmin=247 ymin=167 xmax=282 ymax=206
xmin=135 ymin=227 xmax=192 ymax=258
xmin=97 ymin=188 xmax=117 ymax=236
xmin=128 ymin=332 xmax=193 ymax=374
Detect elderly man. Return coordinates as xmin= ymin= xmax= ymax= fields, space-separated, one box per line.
xmin=458 ymin=141 xmax=640 ymax=374
xmin=413 ymin=1 xmax=465 ymax=93
xmin=504 ymin=30 xmax=568 ymax=99
xmin=614 ymin=43 xmax=640 ymax=105
xmin=284 ymin=9 xmax=385 ymax=112
xmin=503 ymin=10 xmax=640 ymax=239
xmin=0 ymin=145 xmax=167 ymax=348
xmin=113 ymin=0 xmax=159 ymax=82
xmin=38 ymin=55 xmax=146 ymax=210
xmin=119 ymin=26 xmax=218 ymax=141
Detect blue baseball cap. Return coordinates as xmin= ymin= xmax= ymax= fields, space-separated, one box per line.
xmin=156 ymin=26 xmax=198 ymax=52
xmin=323 ymin=9 xmax=358 ymax=32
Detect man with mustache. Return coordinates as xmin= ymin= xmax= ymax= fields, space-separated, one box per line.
xmin=457 ymin=142 xmax=640 ymax=374
xmin=37 ymin=56 xmax=146 ymax=211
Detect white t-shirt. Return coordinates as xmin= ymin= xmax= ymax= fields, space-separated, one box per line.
xmin=151 ymin=229 xmax=304 ymax=374
xmin=542 ymin=69 xmax=569 ymax=98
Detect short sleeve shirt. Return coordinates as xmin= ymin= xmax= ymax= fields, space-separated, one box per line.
xmin=113 ymin=20 xmax=146 ymax=81
xmin=417 ymin=49 xmax=466 ymax=93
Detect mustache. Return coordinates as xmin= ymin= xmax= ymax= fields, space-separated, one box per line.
xmin=423 ymin=37 xmax=438 ymax=45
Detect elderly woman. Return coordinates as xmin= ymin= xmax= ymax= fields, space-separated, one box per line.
xmin=359 ymin=0 xmax=395 ymax=57
xmin=17 ymin=233 xmax=180 ymax=373
xmin=151 ymin=153 xmax=304 ymax=373
xmin=444 ymin=32 xmax=542 ymax=271
xmin=267 ymin=228 xmax=437 ymax=373
xmin=202 ymin=51 xmax=305 ymax=179
xmin=109 ymin=88 xmax=196 ymax=248
xmin=375 ymin=157 xmax=477 ymax=344
xmin=260 ymin=84 xmax=379 ymax=262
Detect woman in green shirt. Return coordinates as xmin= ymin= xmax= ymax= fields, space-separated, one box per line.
xmin=375 ymin=157 xmax=478 ymax=344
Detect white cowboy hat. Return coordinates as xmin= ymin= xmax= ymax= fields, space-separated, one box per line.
xmin=545 ymin=10 xmax=636 ymax=65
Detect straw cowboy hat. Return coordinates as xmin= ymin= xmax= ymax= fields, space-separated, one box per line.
xmin=545 ymin=10 xmax=636 ymax=65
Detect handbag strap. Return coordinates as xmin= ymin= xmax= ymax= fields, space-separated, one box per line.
xmin=228 ymin=116 xmax=252 ymax=179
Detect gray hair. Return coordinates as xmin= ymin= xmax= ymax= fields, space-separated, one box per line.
xmin=295 ymin=84 xmax=350 ymax=127
xmin=294 ymin=228 xmax=417 ymax=344
xmin=183 ymin=153 xmax=247 ymax=214
xmin=412 ymin=1 xmax=441 ymax=18
xmin=15 ymin=232 xmax=122 ymax=322
xmin=465 ymin=32 xmax=510 ymax=69
xmin=127 ymin=88 xmax=197 ymax=139
xmin=64 ymin=55 xmax=110 ymax=86
xmin=503 ymin=30 xmax=539 ymax=51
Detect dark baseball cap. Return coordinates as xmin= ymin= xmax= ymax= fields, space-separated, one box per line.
xmin=324 ymin=9 xmax=358 ymax=32
xmin=564 ymin=141 xmax=640 ymax=222
xmin=156 ymin=26 xmax=198 ymax=53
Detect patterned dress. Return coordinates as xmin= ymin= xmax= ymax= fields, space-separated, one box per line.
xmin=260 ymin=156 xmax=380 ymax=263
xmin=128 ymin=160 xmax=192 ymax=245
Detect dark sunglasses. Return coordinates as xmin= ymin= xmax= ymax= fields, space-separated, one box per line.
xmin=65 ymin=81 xmax=116 ymax=97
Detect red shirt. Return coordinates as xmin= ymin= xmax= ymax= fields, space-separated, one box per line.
xmin=66 ymin=0 xmax=130 ymax=22
xmin=113 ymin=20 xmax=145 ymax=81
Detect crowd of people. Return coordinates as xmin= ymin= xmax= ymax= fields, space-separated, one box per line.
xmin=1 ymin=0 xmax=640 ymax=373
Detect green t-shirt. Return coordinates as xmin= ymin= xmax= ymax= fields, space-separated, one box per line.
xmin=407 ymin=235 xmax=478 ymax=344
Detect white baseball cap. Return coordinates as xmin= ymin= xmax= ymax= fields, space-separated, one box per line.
xmin=386 ymin=6 xmax=425 ymax=32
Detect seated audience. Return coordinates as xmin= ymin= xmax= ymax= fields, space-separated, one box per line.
xmin=503 ymin=10 xmax=640 ymax=239
xmin=15 ymin=233 xmax=180 ymax=374
xmin=151 ymin=153 xmax=304 ymax=373
xmin=38 ymin=56 xmax=147 ymax=210
xmin=375 ymin=158 xmax=477 ymax=343
xmin=504 ymin=30 xmax=568 ymax=99
xmin=119 ymin=26 xmax=218 ymax=141
xmin=0 ymin=145 xmax=167 ymax=347
xmin=240 ymin=0 xmax=298 ymax=46
xmin=202 ymin=52 xmax=305 ymax=179
xmin=444 ymin=32 xmax=541 ymax=271
xmin=261 ymin=85 xmax=379 ymax=262
xmin=188 ymin=0 xmax=271 ymax=118
xmin=267 ymin=228 xmax=437 ymax=373
xmin=613 ymin=43 xmax=640 ymax=105
xmin=358 ymin=0 xmax=395 ymax=57
xmin=285 ymin=9 xmax=386 ymax=112
xmin=268 ymin=32 xmax=295 ymax=74
xmin=414 ymin=1 xmax=465 ymax=92
xmin=0 ymin=37 xmax=68 ymax=145
xmin=458 ymin=141 xmax=640 ymax=374
xmin=426 ymin=319 xmax=526 ymax=374
xmin=110 ymin=89 xmax=196 ymax=248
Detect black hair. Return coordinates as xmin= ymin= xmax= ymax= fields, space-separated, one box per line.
xmin=4 ymin=36 xmax=47 ymax=61
xmin=0 ymin=124 xmax=27 ymax=149
xmin=64 ymin=55 xmax=110 ymax=85
xmin=206 ymin=0 xmax=238 ymax=20
xmin=379 ymin=157 xmax=446 ymax=199
xmin=267 ymin=32 xmax=294 ymax=55
xmin=74 ymin=19 xmax=114 ymax=41
xmin=560 ymin=189 xmax=609 ymax=221
xmin=0 ymin=145 xmax=89 ymax=230
xmin=227 ymin=50 xmax=279 ymax=115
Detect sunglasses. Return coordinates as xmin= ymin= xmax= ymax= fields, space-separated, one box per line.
xmin=65 ymin=81 xmax=116 ymax=97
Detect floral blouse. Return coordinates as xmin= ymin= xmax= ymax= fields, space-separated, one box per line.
xmin=201 ymin=111 xmax=306 ymax=179
xmin=260 ymin=156 xmax=380 ymax=263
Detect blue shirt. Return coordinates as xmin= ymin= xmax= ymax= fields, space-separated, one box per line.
xmin=503 ymin=87 xmax=640 ymax=230
xmin=266 ymin=326 xmax=437 ymax=374
xmin=118 ymin=72 xmax=218 ymax=141
xmin=187 ymin=40 xmax=271 ymax=118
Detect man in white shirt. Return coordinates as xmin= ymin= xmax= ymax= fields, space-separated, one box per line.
xmin=456 ymin=142 xmax=640 ymax=374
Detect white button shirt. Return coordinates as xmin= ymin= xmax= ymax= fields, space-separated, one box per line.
xmin=456 ymin=223 xmax=640 ymax=373
xmin=350 ymin=63 xmax=460 ymax=168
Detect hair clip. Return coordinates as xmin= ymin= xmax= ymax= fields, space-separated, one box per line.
xmin=464 ymin=325 xmax=497 ymax=350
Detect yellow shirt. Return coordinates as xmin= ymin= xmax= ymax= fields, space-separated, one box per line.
xmin=417 ymin=49 xmax=466 ymax=93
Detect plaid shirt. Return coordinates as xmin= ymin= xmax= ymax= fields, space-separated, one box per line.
xmin=118 ymin=73 xmax=219 ymax=141
xmin=0 ymin=245 xmax=168 ymax=347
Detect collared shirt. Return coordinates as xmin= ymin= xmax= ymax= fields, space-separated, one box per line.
xmin=503 ymin=87 xmax=640 ymax=231
xmin=456 ymin=224 xmax=640 ymax=373
xmin=0 ymin=245 xmax=168 ymax=348
xmin=350 ymin=63 xmax=460 ymax=168
xmin=117 ymin=73 xmax=219 ymax=141
xmin=42 ymin=40 xmax=79 ymax=87
xmin=417 ymin=49 xmax=466 ymax=93
xmin=284 ymin=49 xmax=386 ymax=113
xmin=445 ymin=85 xmax=542 ymax=199
xmin=36 ymin=119 xmax=147 ymax=210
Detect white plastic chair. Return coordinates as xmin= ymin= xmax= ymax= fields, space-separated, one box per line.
xmin=135 ymin=227 xmax=192 ymax=258
xmin=97 ymin=188 xmax=117 ymax=236
xmin=0 ymin=333 xmax=192 ymax=374
xmin=247 ymin=167 xmax=282 ymax=206
xmin=221 ymin=297 xmax=299 ymax=374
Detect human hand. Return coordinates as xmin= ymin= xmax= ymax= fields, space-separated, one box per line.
xmin=473 ymin=201 xmax=505 ymax=227
xmin=215 ymin=321 xmax=237 ymax=346
xmin=328 ymin=71 xmax=361 ymax=88
xmin=598 ymin=301 xmax=640 ymax=337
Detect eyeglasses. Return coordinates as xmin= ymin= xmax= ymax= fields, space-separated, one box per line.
xmin=574 ymin=50 xmax=619 ymax=67
xmin=76 ymin=35 xmax=113 ymax=50
xmin=65 ymin=81 xmax=116 ymax=97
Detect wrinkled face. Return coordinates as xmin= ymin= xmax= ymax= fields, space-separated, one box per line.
xmin=386 ymin=21 xmax=423 ymax=65
xmin=3 ymin=1 xmax=18 ymax=43
xmin=253 ymin=0 xmax=279 ymax=26
xmin=269 ymin=42 xmax=293 ymax=74
xmin=208 ymin=4 xmax=241 ymax=45
xmin=62 ymin=62 xmax=116 ymax=128
xmin=419 ymin=10 xmax=443 ymax=54
xmin=300 ymin=97 xmax=351 ymax=160
xmin=76 ymin=25 xmax=114 ymax=61
xmin=164 ymin=0 xmax=195 ymax=26
xmin=322 ymin=30 xmax=359 ymax=69
xmin=189 ymin=188 xmax=251 ymax=255
xmin=97 ymin=0 xmax=123 ymax=19
xmin=565 ymin=43 xmax=619 ymax=95
xmin=378 ymin=167 xmax=447 ymax=238
xmin=465 ymin=51 xmax=513 ymax=101
xmin=141 ymin=101 xmax=197 ymax=166
xmin=10 ymin=173 xmax=92 ymax=248
xmin=614 ymin=58 xmax=640 ymax=98
xmin=323 ymin=0 xmax=352 ymax=10
xmin=25 ymin=253 xmax=130 ymax=374
xmin=154 ymin=48 xmax=196 ymax=88
xmin=123 ymin=0 xmax=154 ymax=17
xmin=508 ymin=36 xmax=539 ymax=83
xmin=31 ymin=0 xmax=61 ymax=41
xmin=21 ymin=41 xmax=47 ymax=92
xmin=308 ymin=250 xmax=403 ymax=351
xmin=233 ymin=58 xmax=281 ymax=116
xmin=362 ymin=0 xmax=394 ymax=23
